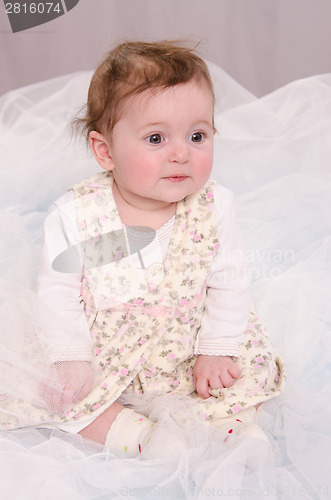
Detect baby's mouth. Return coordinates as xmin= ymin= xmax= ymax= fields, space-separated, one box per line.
xmin=163 ymin=175 xmax=189 ymax=182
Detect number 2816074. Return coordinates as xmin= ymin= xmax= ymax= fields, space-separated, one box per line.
xmin=5 ymin=3 xmax=62 ymax=15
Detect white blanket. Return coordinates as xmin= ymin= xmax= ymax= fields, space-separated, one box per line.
xmin=0 ymin=63 xmax=330 ymax=499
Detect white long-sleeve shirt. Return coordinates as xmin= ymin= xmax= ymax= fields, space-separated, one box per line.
xmin=37 ymin=183 xmax=250 ymax=362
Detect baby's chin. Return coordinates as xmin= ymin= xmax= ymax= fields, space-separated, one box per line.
xmin=166 ymin=184 xmax=209 ymax=203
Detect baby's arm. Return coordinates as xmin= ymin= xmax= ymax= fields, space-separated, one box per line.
xmin=38 ymin=193 xmax=94 ymax=412
xmin=193 ymin=355 xmax=241 ymax=399
xmin=193 ymin=185 xmax=250 ymax=398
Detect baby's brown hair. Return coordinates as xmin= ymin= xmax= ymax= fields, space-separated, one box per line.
xmin=76 ymin=40 xmax=214 ymax=140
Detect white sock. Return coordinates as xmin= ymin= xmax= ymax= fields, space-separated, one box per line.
xmin=105 ymin=407 xmax=190 ymax=459
xmin=105 ymin=408 xmax=155 ymax=458
xmin=210 ymin=407 xmax=268 ymax=442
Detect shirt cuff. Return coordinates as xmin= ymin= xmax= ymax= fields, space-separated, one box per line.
xmin=193 ymin=339 xmax=239 ymax=357
xmin=48 ymin=345 xmax=93 ymax=363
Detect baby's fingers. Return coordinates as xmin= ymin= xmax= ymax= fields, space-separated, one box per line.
xmin=220 ymin=370 xmax=235 ymax=388
xmin=229 ymin=363 xmax=241 ymax=380
xmin=220 ymin=363 xmax=241 ymax=388
xmin=194 ymin=376 xmax=211 ymax=399
xmin=73 ymin=380 xmax=93 ymax=403
xmin=41 ymin=384 xmax=66 ymax=413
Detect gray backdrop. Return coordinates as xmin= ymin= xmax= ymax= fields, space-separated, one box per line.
xmin=1 ymin=0 xmax=331 ymax=97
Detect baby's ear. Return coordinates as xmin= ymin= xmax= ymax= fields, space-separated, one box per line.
xmin=88 ymin=131 xmax=113 ymax=171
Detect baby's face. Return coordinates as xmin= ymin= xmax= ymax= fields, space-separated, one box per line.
xmin=106 ymin=79 xmax=214 ymax=211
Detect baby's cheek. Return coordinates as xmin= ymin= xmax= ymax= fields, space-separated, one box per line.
xmin=198 ymin=151 xmax=213 ymax=177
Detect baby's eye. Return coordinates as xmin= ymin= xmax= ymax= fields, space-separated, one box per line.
xmin=146 ymin=134 xmax=163 ymax=145
xmin=190 ymin=132 xmax=204 ymax=143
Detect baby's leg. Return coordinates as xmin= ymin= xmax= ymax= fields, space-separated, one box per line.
xmin=78 ymin=401 xmax=158 ymax=458
xmin=79 ymin=400 xmax=189 ymax=459
xmin=78 ymin=400 xmax=124 ymax=445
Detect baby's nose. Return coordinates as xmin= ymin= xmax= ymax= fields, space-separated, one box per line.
xmin=169 ymin=141 xmax=189 ymax=164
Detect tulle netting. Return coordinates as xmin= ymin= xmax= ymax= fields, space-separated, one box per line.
xmin=0 ymin=63 xmax=330 ymax=499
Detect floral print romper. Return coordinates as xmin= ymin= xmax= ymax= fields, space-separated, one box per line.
xmin=66 ymin=172 xmax=284 ymax=424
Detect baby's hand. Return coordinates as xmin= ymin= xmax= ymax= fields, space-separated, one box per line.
xmin=193 ymin=355 xmax=241 ymax=399
xmin=41 ymin=360 xmax=94 ymax=413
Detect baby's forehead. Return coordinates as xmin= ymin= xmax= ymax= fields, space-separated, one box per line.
xmin=117 ymin=80 xmax=214 ymax=120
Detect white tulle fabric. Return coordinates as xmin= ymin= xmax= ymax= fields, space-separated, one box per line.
xmin=0 ymin=63 xmax=330 ymax=499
